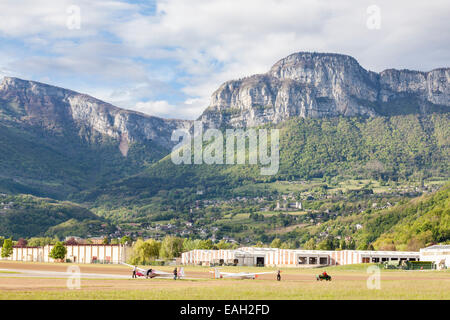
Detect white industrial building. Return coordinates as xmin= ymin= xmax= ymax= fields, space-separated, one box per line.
xmin=419 ymin=245 xmax=450 ymax=269
xmin=5 ymin=244 xmax=128 ymax=264
xmin=181 ymin=247 xmax=420 ymax=267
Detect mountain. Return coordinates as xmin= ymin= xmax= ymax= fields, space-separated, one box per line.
xmin=0 ymin=51 xmax=449 ymax=243
xmin=0 ymin=77 xmax=191 ymax=198
xmin=78 ymin=114 xmax=449 ymax=219
xmin=0 ymin=77 xmax=191 ymax=149
xmin=200 ymin=52 xmax=449 ymax=128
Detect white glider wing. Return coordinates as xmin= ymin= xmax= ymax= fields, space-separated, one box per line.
xmin=212 ymin=268 xmax=275 ymax=279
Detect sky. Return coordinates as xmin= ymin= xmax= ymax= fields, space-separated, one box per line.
xmin=0 ymin=0 xmax=448 ymax=120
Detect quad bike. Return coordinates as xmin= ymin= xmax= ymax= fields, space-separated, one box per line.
xmin=316 ymin=274 xmax=332 ymax=281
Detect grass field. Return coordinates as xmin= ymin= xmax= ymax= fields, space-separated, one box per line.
xmin=0 ymin=261 xmax=449 ymax=300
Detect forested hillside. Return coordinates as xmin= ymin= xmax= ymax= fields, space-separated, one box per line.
xmin=79 ymin=114 xmax=449 ymax=216
xmin=300 ymin=182 xmax=450 ymax=251
xmin=0 ymin=194 xmax=112 ymax=238
xmin=0 ymin=121 xmax=168 ymax=199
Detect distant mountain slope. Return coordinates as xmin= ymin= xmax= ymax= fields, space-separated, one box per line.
xmin=0 ymin=77 xmax=191 ymax=148
xmin=0 ymin=194 xmax=107 ymax=238
xmin=200 ymin=52 xmax=449 ymax=128
xmin=0 ymin=51 xmax=448 ymax=206
xmin=373 ymin=183 xmax=450 ymax=250
xmin=0 ymin=77 xmax=191 ymax=198
xmin=77 ymin=114 xmax=449 ymax=219
xmin=308 ymin=182 xmax=450 ymax=251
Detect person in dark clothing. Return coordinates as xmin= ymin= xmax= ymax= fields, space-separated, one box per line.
xmin=173 ymin=267 xmax=178 ymax=280
xmin=277 ymin=270 xmax=281 ymax=281
xmin=132 ymin=266 xmax=137 ymax=278
xmin=146 ymin=268 xmax=153 ymax=279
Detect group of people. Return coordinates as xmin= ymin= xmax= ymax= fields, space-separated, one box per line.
xmin=132 ymin=267 xmax=327 ymax=282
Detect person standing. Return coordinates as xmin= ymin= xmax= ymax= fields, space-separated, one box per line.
xmin=277 ymin=270 xmax=281 ymax=281
xmin=132 ymin=265 xmax=137 ymax=278
xmin=173 ymin=267 xmax=178 ymax=280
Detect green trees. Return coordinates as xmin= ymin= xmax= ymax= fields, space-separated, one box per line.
xmin=315 ymin=237 xmax=341 ymax=250
xmin=214 ymin=240 xmax=234 ymax=250
xmin=0 ymin=194 xmax=99 ymax=239
xmin=49 ymin=242 xmax=67 ymax=261
xmin=202 ymin=240 xmax=216 ymax=249
xmin=129 ymin=238 xmax=161 ymax=265
xmin=120 ymin=236 xmax=132 ymax=245
xmin=347 ymin=239 xmax=356 ymax=250
xmin=182 ymin=238 xmax=235 ymax=251
xmin=280 ymin=240 xmax=297 ymax=249
xmin=1 ymin=238 xmax=13 ymax=258
xmin=182 ymin=238 xmax=201 ymax=252
xmin=79 ymin=114 xmax=450 ymax=226
xmin=371 ymin=183 xmax=450 ymax=250
xmin=160 ymin=236 xmax=184 ymax=259
xmin=270 ymin=238 xmax=282 ymax=248
xmin=27 ymin=237 xmax=54 ymax=246
xmin=317 ymin=239 xmax=332 ymax=250
xmin=303 ymin=238 xmax=316 ymax=250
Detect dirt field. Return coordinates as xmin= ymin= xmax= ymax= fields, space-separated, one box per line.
xmin=0 ymin=261 xmax=449 ymax=299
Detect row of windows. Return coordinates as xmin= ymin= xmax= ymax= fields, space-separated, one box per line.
xmin=362 ymin=257 xmax=417 ymax=263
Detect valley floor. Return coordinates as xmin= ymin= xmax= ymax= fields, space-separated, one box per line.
xmin=0 ymin=261 xmax=448 ymax=300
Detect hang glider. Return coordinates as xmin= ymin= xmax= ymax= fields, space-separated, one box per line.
xmin=121 ymin=262 xmax=185 ymax=279
xmin=211 ymin=268 xmax=275 ymax=280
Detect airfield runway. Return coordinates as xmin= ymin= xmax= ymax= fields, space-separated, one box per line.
xmin=0 ymin=267 xmax=131 ymax=279
xmin=0 ymin=261 xmax=449 ymax=299
xmin=0 ymin=261 xmax=447 ymax=281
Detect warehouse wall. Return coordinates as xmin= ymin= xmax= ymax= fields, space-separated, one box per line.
xmin=6 ymin=244 xmax=127 ymax=264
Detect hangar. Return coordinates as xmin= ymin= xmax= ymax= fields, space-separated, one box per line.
xmin=181 ymin=247 xmax=420 ymax=267
xmin=6 ymin=244 xmax=128 ymax=264
xmin=419 ymin=245 xmax=450 ymax=269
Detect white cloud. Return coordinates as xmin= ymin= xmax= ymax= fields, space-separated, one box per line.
xmin=110 ymin=0 xmax=450 ymax=118
xmin=0 ymin=0 xmax=449 ymax=120
xmin=134 ymin=100 xmax=175 ymax=117
xmin=0 ymin=0 xmax=137 ymax=37
xmin=132 ymin=99 xmax=206 ymax=119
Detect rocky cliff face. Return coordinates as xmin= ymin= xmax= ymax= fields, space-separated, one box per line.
xmin=1 ymin=52 xmax=449 ymax=140
xmin=0 ymin=77 xmax=192 ymax=150
xmin=200 ymin=52 xmax=450 ymax=128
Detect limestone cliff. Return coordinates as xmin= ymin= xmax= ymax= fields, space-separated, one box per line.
xmin=200 ymin=52 xmax=449 ymax=128
xmin=0 ymin=77 xmax=191 ymax=149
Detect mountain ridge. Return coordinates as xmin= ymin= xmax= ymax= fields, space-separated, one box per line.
xmin=0 ymin=52 xmax=449 ymax=243
xmin=2 ymin=51 xmax=449 ymax=135
xmin=0 ymin=51 xmax=448 ymax=200
xmin=0 ymin=77 xmax=192 ymax=198
xmin=0 ymin=76 xmax=192 ymax=150
xmin=200 ymin=52 xmax=449 ymax=128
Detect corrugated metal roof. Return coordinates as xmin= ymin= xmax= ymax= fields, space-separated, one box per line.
xmin=423 ymin=245 xmax=450 ymax=250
